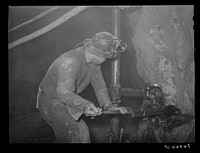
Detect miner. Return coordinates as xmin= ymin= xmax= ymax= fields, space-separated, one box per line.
xmin=36 ymin=31 xmax=127 ymax=143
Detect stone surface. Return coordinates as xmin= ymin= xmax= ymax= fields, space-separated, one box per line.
xmin=127 ymin=6 xmax=194 ymax=115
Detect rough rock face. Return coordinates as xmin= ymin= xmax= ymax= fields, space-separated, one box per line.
xmin=127 ymin=6 xmax=194 ymax=115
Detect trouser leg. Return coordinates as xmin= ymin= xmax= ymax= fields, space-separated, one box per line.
xmin=38 ymin=97 xmax=90 ymax=143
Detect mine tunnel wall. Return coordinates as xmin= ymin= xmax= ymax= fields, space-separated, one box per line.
xmin=127 ymin=6 xmax=194 ymax=115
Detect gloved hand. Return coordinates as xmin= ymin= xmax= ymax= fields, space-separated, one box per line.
xmin=84 ymin=102 xmax=102 ymax=116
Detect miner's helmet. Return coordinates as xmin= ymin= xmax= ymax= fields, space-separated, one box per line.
xmin=85 ymin=31 xmax=127 ymax=58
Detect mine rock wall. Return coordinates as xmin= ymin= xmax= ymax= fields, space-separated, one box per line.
xmin=127 ymin=6 xmax=194 ymax=115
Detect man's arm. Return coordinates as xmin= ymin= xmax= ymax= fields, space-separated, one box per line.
xmin=56 ymin=57 xmax=90 ymax=120
xmin=90 ymin=65 xmax=112 ymax=108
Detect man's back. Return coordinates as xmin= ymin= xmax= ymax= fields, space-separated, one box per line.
xmin=39 ymin=48 xmax=82 ymax=97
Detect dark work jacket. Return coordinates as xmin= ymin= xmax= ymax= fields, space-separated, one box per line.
xmin=37 ymin=47 xmax=111 ymax=121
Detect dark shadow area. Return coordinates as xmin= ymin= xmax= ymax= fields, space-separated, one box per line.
xmin=9 ymin=81 xmax=55 ymax=143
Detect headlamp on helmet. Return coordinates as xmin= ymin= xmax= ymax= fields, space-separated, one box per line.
xmin=115 ymin=40 xmax=127 ymax=53
xmin=91 ymin=39 xmax=127 ymax=59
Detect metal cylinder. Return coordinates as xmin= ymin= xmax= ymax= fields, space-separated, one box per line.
xmin=110 ymin=6 xmax=121 ymax=105
xmin=109 ymin=7 xmax=121 ymax=143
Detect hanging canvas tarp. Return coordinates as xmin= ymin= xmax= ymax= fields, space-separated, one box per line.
xmin=8 ymin=6 xmax=89 ymax=49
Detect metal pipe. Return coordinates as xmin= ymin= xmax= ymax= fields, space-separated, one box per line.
xmin=109 ymin=7 xmax=121 ymax=143
xmin=110 ymin=7 xmax=121 ymax=105
xmin=120 ymin=88 xmax=144 ymax=97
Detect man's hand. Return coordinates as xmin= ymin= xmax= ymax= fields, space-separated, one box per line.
xmin=84 ymin=102 xmax=102 ymax=116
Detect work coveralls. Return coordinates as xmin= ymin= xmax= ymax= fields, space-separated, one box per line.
xmin=37 ymin=46 xmax=112 ymax=143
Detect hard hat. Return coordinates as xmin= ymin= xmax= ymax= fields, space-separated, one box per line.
xmin=92 ymin=31 xmax=117 ymax=52
xmin=85 ymin=31 xmax=127 ymax=58
xmin=72 ymin=31 xmax=115 ymax=53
